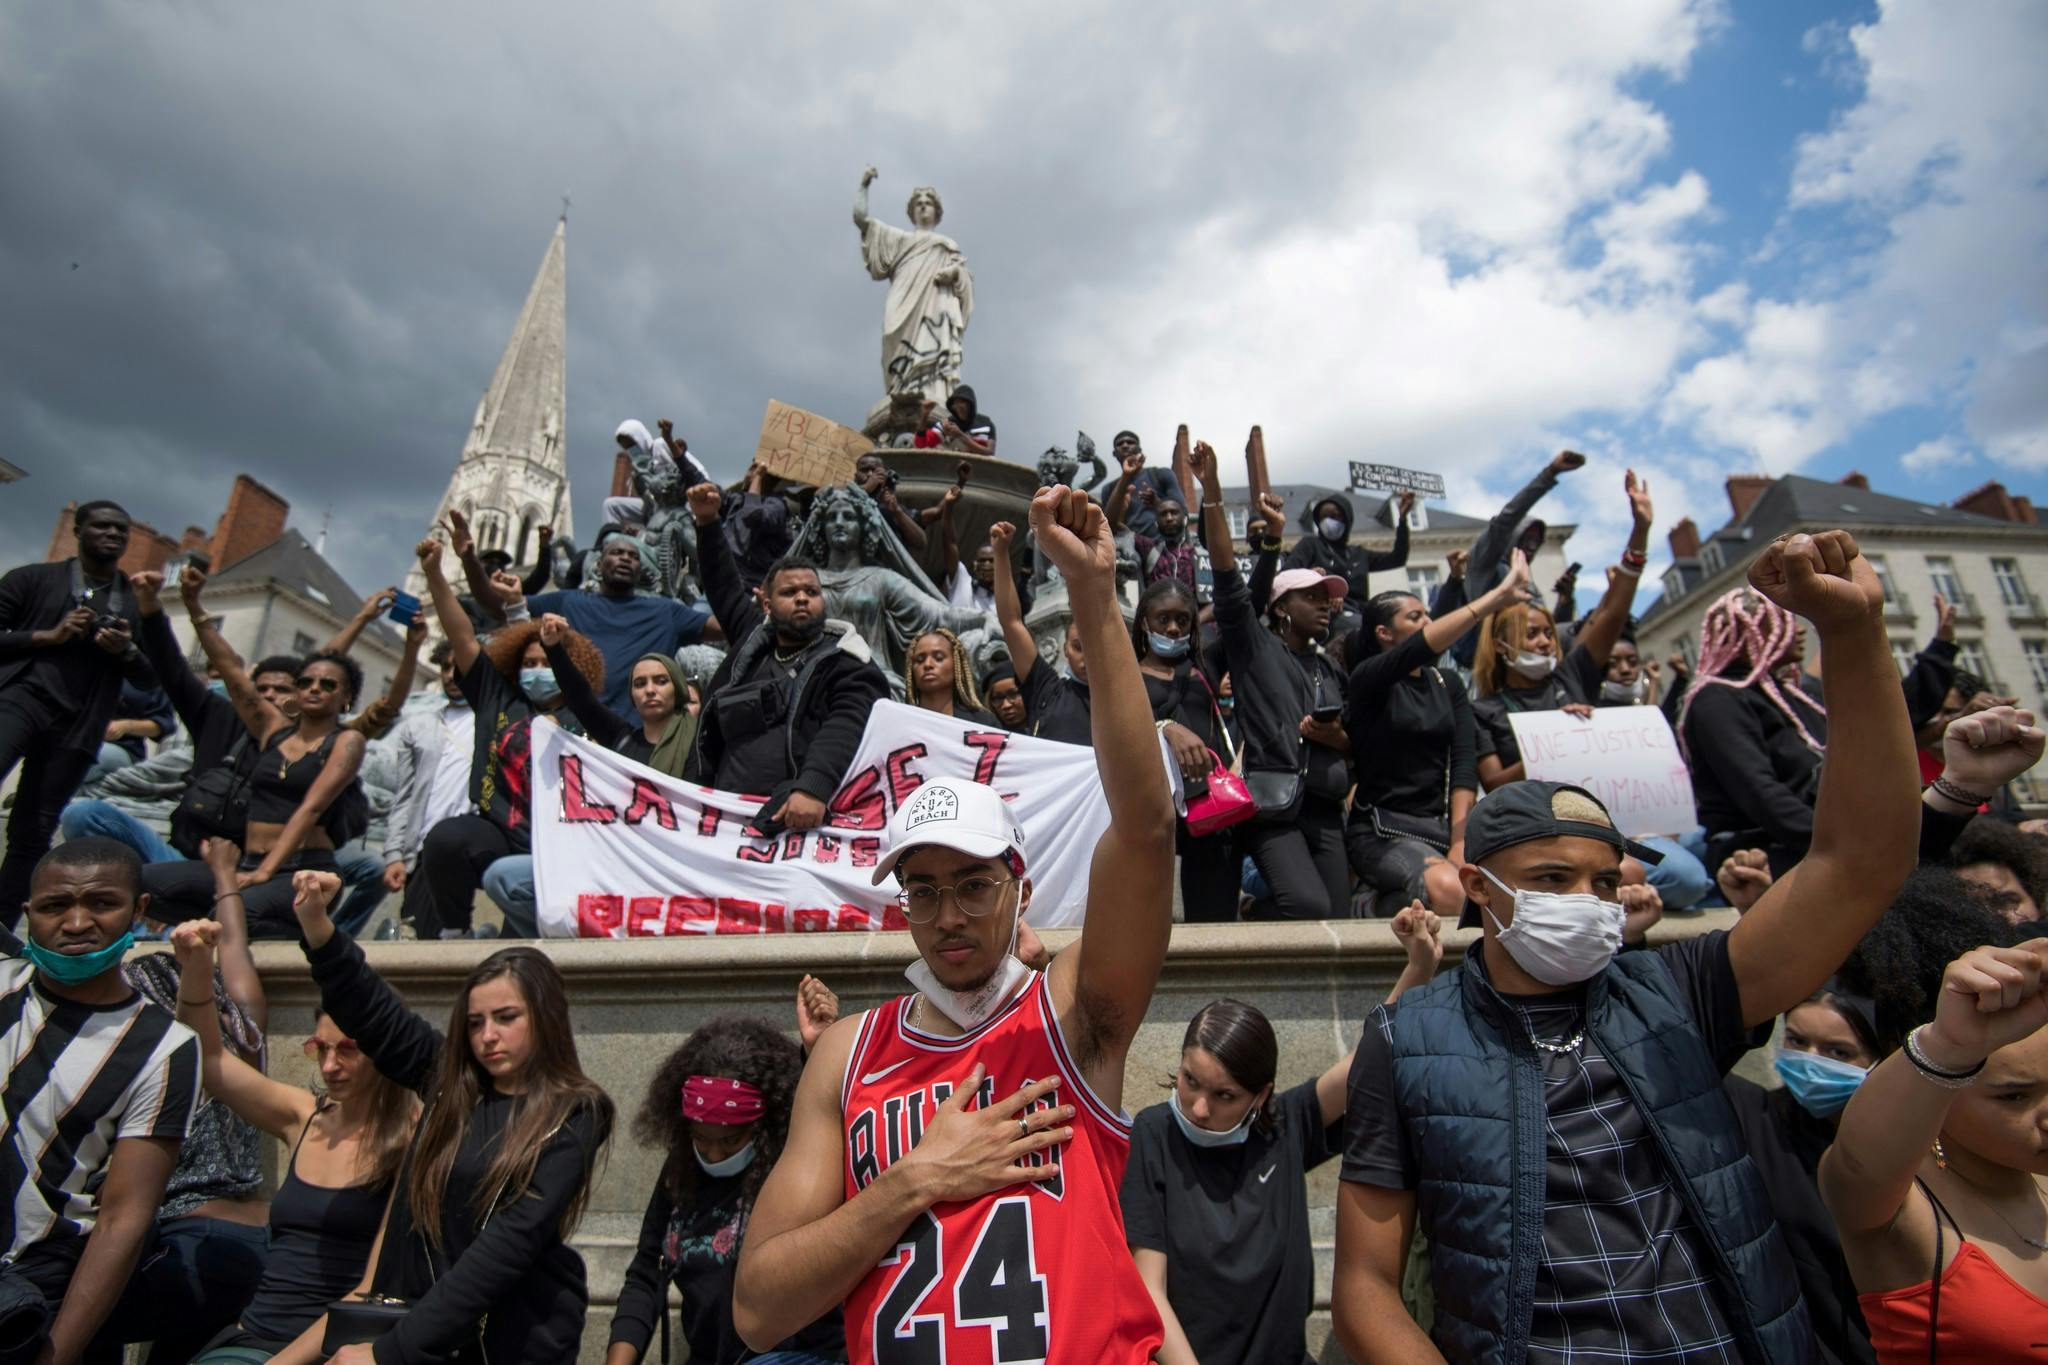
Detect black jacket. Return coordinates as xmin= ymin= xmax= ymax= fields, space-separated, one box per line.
xmin=1284 ymin=491 xmax=1409 ymax=610
xmin=0 ymin=560 xmax=157 ymax=750
xmin=306 ymin=931 xmax=609 ymax=1365
xmin=684 ymin=517 xmax=888 ymax=822
xmin=1680 ymin=681 xmax=1825 ymax=851
xmin=1212 ymin=553 xmax=1347 ymax=800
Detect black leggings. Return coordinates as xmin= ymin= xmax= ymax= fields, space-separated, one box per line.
xmin=1241 ymin=793 xmax=1351 ymax=919
xmin=141 ymin=851 xmax=340 ymax=939
xmin=418 ymin=814 xmax=523 ymax=936
xmin=1177 ymin=827 xmax=1241 ymax=923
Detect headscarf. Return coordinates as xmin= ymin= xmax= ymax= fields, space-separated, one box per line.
xmin=635 ymin=653 xmax=698 ymax=777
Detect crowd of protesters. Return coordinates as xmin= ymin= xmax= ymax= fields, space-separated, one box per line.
xmin=4 ymin=399 xmax=2048 ymax=1365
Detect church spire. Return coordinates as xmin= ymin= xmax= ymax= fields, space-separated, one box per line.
xmin=463 ymin=217 xmax=567 ymax=477
xmin=411 ymin=220 xmax=573 ymax=602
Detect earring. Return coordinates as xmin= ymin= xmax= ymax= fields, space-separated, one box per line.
xmin=1932 ymin=1136 xmax=1948 ymax=1170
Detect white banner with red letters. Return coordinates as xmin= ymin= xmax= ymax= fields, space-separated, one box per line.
xmin=1505 ymin=705 xmax=1699 ymax=838
xmin=530 ymin=703 xmax=1122 ymax=937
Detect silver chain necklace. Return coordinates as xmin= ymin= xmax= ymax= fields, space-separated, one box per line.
xmin=1527 ymin=1025 xmax=1586 ymax=1055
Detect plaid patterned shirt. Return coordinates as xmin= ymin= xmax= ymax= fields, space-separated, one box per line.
xmin=1511 ymin=994 xmax=1740 ymax=1363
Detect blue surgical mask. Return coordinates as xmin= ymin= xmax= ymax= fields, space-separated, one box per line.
xmin=519 ymin=667 xmax=561 ymax=704
xmin=1318 ymin=516 xmax=1347 ymax=543
xmin=1774 ymin=1047 xmax=1869 ymax=1118
xmin=693 ymin=1139 xmax=756 ymax=1179
xmin=1146 ymin=631 xmax=1190 ymax=660
xmin=206 ymin=679 xmax=229 ymax=699
xmin=1169 ymin=1089 xmax=1255 ymax=1148
xmin=24 ymin=931 xmax=137 ymax=985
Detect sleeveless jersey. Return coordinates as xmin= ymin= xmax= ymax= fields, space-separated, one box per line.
xmin=840 ymin=971 xmax=1163 ymax=1365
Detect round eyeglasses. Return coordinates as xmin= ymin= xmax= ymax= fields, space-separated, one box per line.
xmin=896 ymin=874 xmax=1016 ymax=924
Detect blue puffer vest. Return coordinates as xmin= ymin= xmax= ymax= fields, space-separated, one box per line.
xmin=1384 ymin=945 xmax=1811 ymax=1365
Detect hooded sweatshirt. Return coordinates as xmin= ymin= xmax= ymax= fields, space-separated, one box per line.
xmin=1283 ymin=492 xmax=1410 ymax=611
xmin=944 ymin=385 xmax=996 ymax=449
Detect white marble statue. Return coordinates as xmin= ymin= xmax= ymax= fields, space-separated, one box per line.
xmin=853 ymin=166 xmax=973 ymax=408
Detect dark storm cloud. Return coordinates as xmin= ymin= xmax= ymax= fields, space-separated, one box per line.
xmin=0 ymin=0 xmax=1543 ymax=588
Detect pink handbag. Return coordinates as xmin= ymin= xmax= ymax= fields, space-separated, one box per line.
xmin=1185 ymin=749 xmax=1256 ymax=836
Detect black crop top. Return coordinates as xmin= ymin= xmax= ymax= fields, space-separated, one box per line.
xmin=244 ymin=725 xmax=367 ymax=847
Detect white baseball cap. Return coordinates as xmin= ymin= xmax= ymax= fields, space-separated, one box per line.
xmin=870 ymin=779 xmax=1028 ymax=886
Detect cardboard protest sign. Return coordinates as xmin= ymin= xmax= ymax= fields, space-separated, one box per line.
xmin=1505 ymin=706 xmax=1698 ymax=837
xmin=755 ymin=400 xmax=873 ymax=487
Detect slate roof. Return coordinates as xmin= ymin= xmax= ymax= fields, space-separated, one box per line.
xmin=1218 ymin=484 xmax=1509 ymax=537
xmin=210 ymin=529 xmax=404 ymax=650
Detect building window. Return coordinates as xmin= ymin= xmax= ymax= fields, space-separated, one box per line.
xmin=1993 ymin=558 xmax=2030 ymax=608
xmin=1869 ymin=553 xmax=1901 ymax=606
xmin=1891 ymin=639 xmax=1919 ymax=675
xmin=1926 ymin=555 xmax=1964 ymax=602
xmin=1700 ymin=541 xmax=1724 ymax=574
xmin=291 ymin=632 xmax=317 ymax=655
xmin=1225 ymin=507 xmax=1248 ymax=541
xmin=1955 ymin=640 xmax=1995 ymax=688
xmin=2024 ymin=640 xmax=2048 ymax=698
xmin=1406 ymin=565 xmax=1441 ymax=601
xmin=1661 ymin=568 xmax=1686 ymax=602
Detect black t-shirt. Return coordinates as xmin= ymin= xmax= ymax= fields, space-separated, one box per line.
xmin=1344 ymin=630 xmax=1475 ymax=817
xmin=1342 ymin=934 xmax=1767 ymax=1362
xmin=1020 ymin=661 xmax=1092 ymax=745
xmin=610 ymin=1174 xmax=845 ymax=1365
xmin=1121 ymin=1078 xmax=1339 ymax=1365
xmin=1142 ymin=664 xmax=1224 ymax=755
xmin=1471 ymin=643 xmax=1605 ymax=768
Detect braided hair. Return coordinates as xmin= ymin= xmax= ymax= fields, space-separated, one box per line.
xmin=1676 ymin=588 xmax=1826 ymax=759
xmin=904 ymin=628 xmax=985 ymax=715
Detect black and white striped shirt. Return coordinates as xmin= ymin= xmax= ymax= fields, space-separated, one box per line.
xmin=1 ymin=959 xmax=199 ymax=1262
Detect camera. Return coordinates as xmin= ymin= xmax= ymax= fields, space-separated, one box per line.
xmin=92 ymin=612 xmax=124 ymax=635
xmin=885 ymin=470 xmax=900 ymax=491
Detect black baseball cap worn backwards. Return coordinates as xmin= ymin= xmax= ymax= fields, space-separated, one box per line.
xmin=1458 ymin=781 xmax=1663 ymax=928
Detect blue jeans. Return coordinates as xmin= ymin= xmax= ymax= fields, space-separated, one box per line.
xmin=1639 ymin=834 xmax=1713 ymax=911
xmin=60 ymin=800 xmax=182 ymax=864
xmin=89 ymin=1215 xmax=269 ymax=1363
xmin=84 ymin=743 xmax=136 ymax=788
xmin=59 ymin=802 xmax=387 ymax=932
xmin=481 ymin=855 xmax=537 ymax=938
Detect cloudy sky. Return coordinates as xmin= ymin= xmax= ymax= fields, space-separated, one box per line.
xmin=3 ymin=0 xmax=2043 ymax=604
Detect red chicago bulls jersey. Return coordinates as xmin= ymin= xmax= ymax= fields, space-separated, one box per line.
xmin=839 ymin=971 xmax=1162 ymax=1365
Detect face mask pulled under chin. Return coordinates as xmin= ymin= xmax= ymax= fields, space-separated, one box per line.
xmin=1146 ymin=631 xmax=1190 ymax=660
xmin=1510 ymin=650 xmax=1559 ymax=679
xmin=1478 ymin=867 xmax=1623 ymax=987
xmin=904 ymin=906 xmax=1033 ymax=1032
xmin=693 ymin=1139 xmax=757 ymax=1179
xmin=1169 ymin=1089 xmax=1255 ymax=1148
xmin=1600 ymin=677 xmax=1647 ymax=704
xmin=25 ymin=931 xmax=136 ymax=985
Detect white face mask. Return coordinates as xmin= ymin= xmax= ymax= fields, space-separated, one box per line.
xmin=1318 ymin=516 xmax=1347 ymax=542
xmin=904 ymin=899 xmax=1033 ymax=1032
xmin=1478 ymin=867 xmax=1623 ymax=987
xmin=693 ymin=1139 xmax=756 ymax=1179
xmin=1168 ymin=1088 xmax=1255 ymax=1148
xmin=1600 ymin=677 xmax=1647 ymax=704
xmin=1510 ymin=650 xmax=1558 ymax=679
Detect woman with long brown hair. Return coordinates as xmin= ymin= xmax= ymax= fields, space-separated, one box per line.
xmin=171 ymin=865 xmax=418 ymax=1364
xmin=289 ymin=870 xmax=614 ymax=1365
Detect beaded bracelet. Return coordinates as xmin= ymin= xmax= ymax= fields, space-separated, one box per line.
xmin=1904 ymin=1024 xmax=1984 ymax=1088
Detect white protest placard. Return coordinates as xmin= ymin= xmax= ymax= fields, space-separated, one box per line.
xmin=529 ymin=702 xmax=1129 ymax=937
xmin=754 ymin=399 xmax=873 ymax=488
xmin=1504 ymin=706 xmax=1697 ymax=838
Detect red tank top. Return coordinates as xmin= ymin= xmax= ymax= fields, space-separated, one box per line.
xmin=839 ymin=971 xmax=1163 ymax=1365
xmin=1859 ymin=1182 xmax=2048 ymax=1363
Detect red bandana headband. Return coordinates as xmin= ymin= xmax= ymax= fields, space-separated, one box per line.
xmin=682 ymin=1075 xmax=765 ymax=1124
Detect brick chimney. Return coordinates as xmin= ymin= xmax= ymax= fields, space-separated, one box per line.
xmin=1838 ymin=470 xmax=1870 ymax=491
xmin=208 ymin=475 xmax=290 ymax=571
xmin=1953 ymin=480 xmax=2040 ymax=525
xmin=1725 ymin=474 xmax=1773 ymax=521
xmin=610 ymin=452 xmax=635 ymax=499
xmin=1667 ymin=517 xmax=1701 ymax=560
xmin=45 ymin=502 xmax=176 ymax=575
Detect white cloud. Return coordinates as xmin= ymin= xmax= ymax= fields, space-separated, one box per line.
xmin=1899 ymin=437 xmax=1974 ymax=477
xmin=1669 ymin=0 xmax=2048 ymax=472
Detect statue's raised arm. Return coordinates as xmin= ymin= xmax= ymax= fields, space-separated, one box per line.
xmin=853 ymin=165 xmax=973 ymax=411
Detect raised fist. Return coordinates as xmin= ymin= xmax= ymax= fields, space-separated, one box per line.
xmin=1029 ymin=486 xmax=1113 ymax=586
xmin=1920 ymin=939 xmax=2048 ymax=1071
xmin=988 ymin=520 xmax=1015 ymax=554
xmin=686 ymin=482 xmax=724 ymax=527
xmin=1748 ymin=530 xmax=1881 ymax=633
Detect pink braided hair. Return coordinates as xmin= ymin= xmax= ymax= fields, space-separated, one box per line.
xmin=1676 ymin=588 xmax=1827 ymax=758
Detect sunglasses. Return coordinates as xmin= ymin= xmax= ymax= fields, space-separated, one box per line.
xmin=303 ymin=1038 xmax=361 ymax=1062
xmin=295 ymin=675 xmax=343 ymax=693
